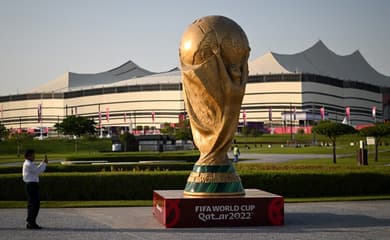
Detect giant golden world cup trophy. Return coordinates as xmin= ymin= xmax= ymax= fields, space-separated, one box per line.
xmin=179 ymin=15 xmax=250 ymax=196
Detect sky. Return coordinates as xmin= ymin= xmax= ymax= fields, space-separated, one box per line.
xmin=1 ymin=0 xmax=390 ymax=96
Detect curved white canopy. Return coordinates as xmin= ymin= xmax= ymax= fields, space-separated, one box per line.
xmin=31 ymin=40 xmax=390 ymax=93
xmin=249 ymin=40 xmax=390 ymax=87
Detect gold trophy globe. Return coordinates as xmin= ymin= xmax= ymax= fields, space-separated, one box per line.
xmin=179 ymin=15 xmax=250 ymax=196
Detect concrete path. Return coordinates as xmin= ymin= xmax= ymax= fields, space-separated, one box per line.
xmin=1 ymin=201 xmax=389 ymax=240
xmin=1 ymin=153 xmax=331 ymax=167
xmin=227 ymin=153 xmax=335 ymax=163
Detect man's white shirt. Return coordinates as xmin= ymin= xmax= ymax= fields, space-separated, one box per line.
xmin=22 ymin=160 xmax=46 ymax=183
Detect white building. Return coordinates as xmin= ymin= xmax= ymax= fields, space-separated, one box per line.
xmin=1 ymin=41 xmax=389 ymax=134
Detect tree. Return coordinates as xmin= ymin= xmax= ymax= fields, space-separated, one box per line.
xmin=55 ymin=116 xmax=96 ymax=152
xmin=160 ymin=122 xmax=174 ymax=136
xmin=119 ymin=132 xmax=138 ymax=151
xmin=0 ymin=123 xmax=8 ymax=140
xmin=160 ymin=120 xmax=193 ymax=141
xmin=175 ymin=119 xmax=192 ymax=142
xmin=9 ymin=132 xmax=33 ymax=157
xmin=241 ymin=126 xmax=250 ymax=137
xmin=312 ymin=121 xmax=356 ymax=164
xmin=360 ymin=122 xmax=390 ymax=162
xmin=55 ymin=115 xmax=96 ymax=137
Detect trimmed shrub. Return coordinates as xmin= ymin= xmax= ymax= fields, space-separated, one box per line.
xmin=0 ymin=162 xmax=194 ymax=174
xmin=1 ymin=170 xmax=389 ymax=200
xmin=240 ymin=171 xmax=390 ymax=197
xmin=66 ymin=153 xmax=199 ymax=162
xmin=0 ymin=174 xmax=25 ymax=200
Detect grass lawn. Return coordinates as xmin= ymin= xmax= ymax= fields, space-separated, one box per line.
xmin=2 ymin=134 xmax=389 ymax=163
xmin=1 ymin=134 xmax=389 ymax=168
xmin=279 ymin=150 xmax=390 ymax=167
xmin=0 ymin=138 xmax=111 ymax=164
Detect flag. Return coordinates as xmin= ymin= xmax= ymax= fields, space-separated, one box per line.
xmin=74 ymin=106 xmax=78 ymax=116
xmin=0 ymin=104 xmax=3 ymax=120
xmin=106 ymin=108 xmax=110 ymax=123
xmin=178 ymin=113 xmax=186 ymax=122
xmin=242 ymin=109 xmax=247 ymax=125
xmin=320 ymin=107 xmax=325 ymax=120
xmin=268 ymin=107 xmax=272 ymax=121
xmin=151 ymin=111 xmax=155 ymax=123
xmin=372 ymin=106 xmax=376 ymax=119
xmin=346 ymin=106 xmax=350 ymax=120
xmin=37 ymin=104 xmax=42 ymax=123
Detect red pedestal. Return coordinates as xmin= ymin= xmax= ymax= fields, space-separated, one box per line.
xmin=153 ymin=189 xmax=284 ymax=228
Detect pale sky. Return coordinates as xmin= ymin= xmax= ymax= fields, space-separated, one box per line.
xmin=1 ymin=0 xmax=390 ymax=96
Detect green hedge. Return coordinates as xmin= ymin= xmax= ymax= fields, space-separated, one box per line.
xmin=0 ymin=162 xmax=194 ymax=174
xmin=66 ymin=152 xmax=199 ymax=162
xmin=1 ymin=171 xmax=389 ymax=200
xmin=0 ymin=139 xmax=112 ymax=154
xmin=0 ymin=172 xmax=188 ymax=201
xmin=240 ymin=171 xmax=390 ymax=197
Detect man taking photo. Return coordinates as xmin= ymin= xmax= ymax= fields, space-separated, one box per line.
xmin=22 ymin=149 xmax=48 ymax=230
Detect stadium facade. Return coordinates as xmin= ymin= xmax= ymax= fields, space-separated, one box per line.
xmin=1 ymin=41 xmax=389 ymax=134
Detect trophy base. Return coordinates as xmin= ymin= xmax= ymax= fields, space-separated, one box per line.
xmin=183 ymin=163 xmax=245 ymax=195
xmin=183 ymin=181 xmax=245 ymax=196
xmin=153 ymin=189 xmax=284 ymax=228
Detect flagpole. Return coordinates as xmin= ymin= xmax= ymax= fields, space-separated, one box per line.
xmin=129 ymin=112 xmax=133 ymax=134
xmin=99 ymin=104 xmax=103 ymax=138
xmin=290 ymin=103 xmax=293 ymax=141
xmin=269 ymin=107 xmax=273 ymax=135
xmin=152 ymin=111 xmax=155 ymax=135
xmin=39 ymin=104 xmax=43 ymax=140
xmin=106 ymin=107 xmax=110 ymax=138
xmin=40 ymin=120 xmax=43 ymax=140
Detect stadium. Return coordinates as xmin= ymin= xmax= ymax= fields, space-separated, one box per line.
xmin=1 ymin=41 xmax=389 ymax=135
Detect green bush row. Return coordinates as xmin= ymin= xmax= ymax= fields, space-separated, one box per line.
xmin=0 ymin=139 xmax=112 ymax=154
xmin=1 ymin=171 xmax=389 ymax=200
xmin=0 ymin=162 xmax=194 ymax=174
xmin=2 ymin=162 xmax=386 ymax=174
xmin=65 ymin=153 xmax=199 ymax=162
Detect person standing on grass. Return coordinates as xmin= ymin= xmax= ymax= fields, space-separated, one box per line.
xmin=233 ymin=145 xmax=240 ymax=162
xmin=22 ymin=149 xmax=48 ymax=230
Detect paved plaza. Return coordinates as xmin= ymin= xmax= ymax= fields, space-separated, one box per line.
xmin=1 ymin=201 xmax=389 ymax=240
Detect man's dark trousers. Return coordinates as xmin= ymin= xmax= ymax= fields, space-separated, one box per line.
xmin=26 ymin=182 xmax=40 ymax=224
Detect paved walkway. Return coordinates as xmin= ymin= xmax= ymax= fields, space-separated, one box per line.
xmin=1 ymin=201 xmax=389 ymax=240
xmin=1 ymin=153 xmax=332 ymax=167
xmin=227 ymin=153 xmax=336 ymax=163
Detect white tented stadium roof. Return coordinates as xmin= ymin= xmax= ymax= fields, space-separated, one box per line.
xmin=30 ymin=60 xmax=156 ymax=93
xmin=30 ymin=40 xmax=390 ymax=93
xmin=249 ymin=40 xmax=390 ymax=87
